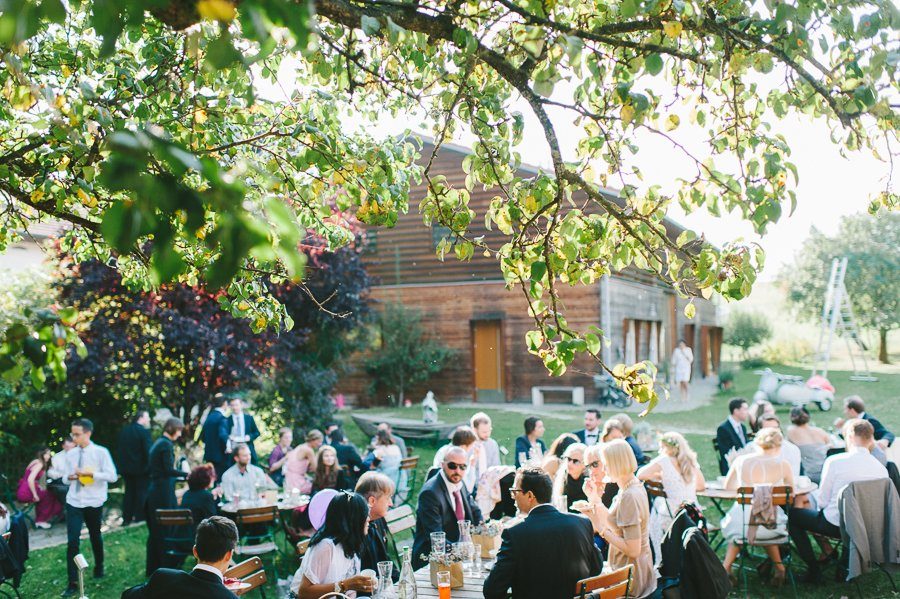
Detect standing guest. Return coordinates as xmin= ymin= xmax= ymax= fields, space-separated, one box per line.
xmin=671 ymin=339 xmax=693 ymax=402
xmin=787 ymin=406 xmax=833 ymax=484
xmin=267 ymin=427 xmax=293 ymax=487
xmin=578 ymin=439 xmax=656 ymax=598
xmin=370 ymin=423 xmax=407 ymax=458
xmin=118 ymin=410 xmax=153 ymax=525
xmin=843 ymin=396 xmax=895 ymax=448
xmin=716 ymin=398 xmax=750 ymax=475
xmin=223 ymin=397 xmax=261 ymax=464
xmin=611 ymin=413 xmax=649 ymax=466
xmin=748 ymin=400 xmax=775 ymax=434
xmin=330 ymin=430 xmax=364 ymax=484
xmin=759 ymin=414 xmax=802 ymax=478
xmin=484 ymin=467 xmax=602 ymax=599
xmin=432 ymin=426 xmax=479 ymax=491
xmin=220 ymin=444 xmax=276 ymax=503
xmin=551 ymin=443 xmax=588 ymax=511
xmin=789 ymin=419 xmax=888 ymax=583
xmin=355 ymin=472 xmax=399 ymax=582
xmin=146 ymin=418 xmax=187 ymax=576
xmin=312 ymin=446 xmax=352 ymax=493
xmin=181 ymin=464 xmax=219 ymax=525
xmin=601 ymin=418 xmax=626 ymax=443
xmin=284 ymin=430 xmax=323 ymax=495
xmin=573 ymin=409 xmax=603 ymax=447
xmin=122 ymin=516 xmax=240 ymax=599
xmin=200 ymin=395 xmax=231 ymax=479
xmin=61 ymin=418 xmax=118 ymax=598
xmin=290 ymin=492 xmax=377 ymax=599
xmin=514 ymin=417 xmax=546 ymax=468
xmin=637 ymin=432 xmax=705 ymax=565
xmin=16 ymin=446 xmax=62 ymax=529
xmin=541 ymin=433 xmax=580 ymax=478
xmin=471 ymin=412 xmax=502 ymax=469
xmin=411 ymin=447 xmax=483 ymax=569
xmin=47 ymin=435 xmax=76 ymax=505
xmin=323 ymin=422 xmax=341 ymax=445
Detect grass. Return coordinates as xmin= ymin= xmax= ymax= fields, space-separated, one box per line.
xmin=17 ymin=362 xmax=900 ymax=598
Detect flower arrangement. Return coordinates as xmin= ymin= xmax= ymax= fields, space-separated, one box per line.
xmin=421 ymin=550 xmax=466 ymax=566
xmin=472 ymin=520 xmax=503 ymax=537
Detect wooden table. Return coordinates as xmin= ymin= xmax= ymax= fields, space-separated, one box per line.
xmin=414 ymin=565 xmax=490 ymax=598
xmin=219 ymin=497 xmax=308 ymax=513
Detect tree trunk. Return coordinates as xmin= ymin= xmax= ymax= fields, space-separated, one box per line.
xmin=879 ymin=328 xmax=890 ymax=364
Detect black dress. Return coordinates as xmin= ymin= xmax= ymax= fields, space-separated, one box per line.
xmin=563 ymin=474 xmax=589 ymax=512
xmin=145 ymin=437 xmax=187 ymax=575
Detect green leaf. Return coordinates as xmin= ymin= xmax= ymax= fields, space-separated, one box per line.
xmin=361 ymin=15 xmax=381 ymax=35
xmin=585 ymin=333 xmax=601 ymax=355
xmin=530 ymin=261 xmax=547 ymax=283
xmin=645 ymin=53 xmax=663 ymax=75
xmin=684 ymin=302 xmax=696 ymax=319
xmin=206 ymin=33 xmax=243 ymax=69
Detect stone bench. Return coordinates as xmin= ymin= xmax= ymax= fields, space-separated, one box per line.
xmin=531 ymin=386 xmax=585 ymax=406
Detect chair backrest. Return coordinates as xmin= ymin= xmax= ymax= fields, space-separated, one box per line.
xmin=735 ymin=485 xmax=792 ymax=506
xmin=385 ymin=504 xmax=416 ymax=535
xmin=236 ymin=505 xmax=277 ymax=525
xmin=575 ymin=564 xmax=632 ymax=599
xmin=224 ymin=556 xmax=264 ymax=579
xmin=400 ymin=456 xmax=419 ymax=472
xmin=155 ymin=508 xmax=194 ymax=527
xmin=296 ymin=539 xmax=310 ymax=558
xmin=241 ymin=568 xmax=268 ymax=593
xmin=596 ymin=580 xmax=630 ymax=599
xmin=644 ymin=480 xmax=668 ymax=499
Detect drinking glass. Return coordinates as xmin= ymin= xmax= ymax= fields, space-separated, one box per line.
xmin=457 ymin=541 xmax=474 ymax=574
xmin=472 ymin=543 xmax=482 ymax=575
xmin=232 ymin=492 xmax=241 ymax=508
xmin=436 ymin=571 xmax=451 ymax=599
xmin=457 ymin=520 xmax=472 ymax=545
xmin=375 ymin=561 xmax=394 ymax=597
xmin=431 ymin=531 xmax=447 ymax=555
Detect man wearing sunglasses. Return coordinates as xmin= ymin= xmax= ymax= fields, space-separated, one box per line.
xmin=411 ymin=447 xmax=483 ymax=569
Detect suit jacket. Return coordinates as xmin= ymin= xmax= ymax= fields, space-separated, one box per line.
xmin=201 ymin=409 xmax=229 ymax=469
xmin=715 ymin=419 xmax=747 ymax=476
xmin=863 ymin=413 xmax=895 ymax=446
xmin=360 ymin=518 xmax=399 ymax=583
xmin=411 ymin=473 xmax=483 ymax=569
xmin=483 ymin=504 xmax=602 ymax=599
xmin=573 ymin=428 xmax=601 ymax=446
xmin=335 ymin=442 xmax=364 ymax=479
xmin=146 ymin=437 xmax=186 ymax=514
xmin=222 ymin=413 xmax=261 ymax=462
xmin=121 ymin=567 xmax=237 ymax=599
xmin=117 ymin=423 xmax=152 ymax=476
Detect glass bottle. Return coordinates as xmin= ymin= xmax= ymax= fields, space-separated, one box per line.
xmin=397 ymin=546 xmax=417 ymax=599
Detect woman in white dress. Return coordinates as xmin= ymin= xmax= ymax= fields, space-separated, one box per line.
xmin=671 ymin=339 xmax=693 ymax=401
xmin=637 ymin=432 xmax=705 ymax=565
xmin=720 ymin=428 xmax=794 ymax=587
xmin=371 ymin=429 xmax=408 ymax=504
xmin=291 ymin=492 xmax=376 ymax=598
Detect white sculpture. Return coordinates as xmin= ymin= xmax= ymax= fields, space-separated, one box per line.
xmin=422 ymin=391 xmax=438 ymax=424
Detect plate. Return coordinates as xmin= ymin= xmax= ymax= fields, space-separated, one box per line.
xmin=225 ymin=581 xmax=252 ymax=591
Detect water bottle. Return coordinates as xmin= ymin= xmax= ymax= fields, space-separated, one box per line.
xmin=397 ymin=545 xmax=417 ymax=599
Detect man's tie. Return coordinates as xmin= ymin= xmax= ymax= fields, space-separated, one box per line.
xmin=236 ymin=415 xmax=244 ymax=439
xmin=453 ymin=489 xmax=464 ymax=521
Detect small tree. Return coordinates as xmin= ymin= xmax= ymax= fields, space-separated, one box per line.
xmin=725 ymin=311 xmax=772 ymax=360
xmin=364 ymin=303 xmax=454 ymax=405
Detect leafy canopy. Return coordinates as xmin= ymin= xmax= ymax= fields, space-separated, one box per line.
xmin=724 ymin=310 xmax=772 ymax=359
xmin=0 ymin=0 xmax=897 ymax=410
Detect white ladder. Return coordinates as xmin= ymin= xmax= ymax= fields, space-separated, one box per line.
xmin=812 ymin=257 xmax=878 ymax=381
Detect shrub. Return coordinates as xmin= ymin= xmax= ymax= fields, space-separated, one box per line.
xmin=725 ymin=311 xmax=773 ymax=359
xmin=761 ymin=339 xmax=814 ymax=365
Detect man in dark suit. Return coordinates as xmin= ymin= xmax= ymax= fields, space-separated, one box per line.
xmin=122 ymin=516 xmax=240 ymax=599
xmin=411 ymin=447 xmax=483 ymax=569
xmin=484 ymin=467 xmax=602 ymax=599
xmin=146 ymin=418 xmax=187 ymax=575
xmin=222 ymin=397 xmax=261 ymax=464
xmin=844 ymin=395 xmax=895 ymax=448
xmin=573 ymin=409 xmax=602 ymax=447
xmin=331 ymin=429 xmax=364 ymax=484
xmin=200 ymin=395 xmax=230 ymax=478
xmin=716 ymin=398 xmax=750 ymax=475
xmin=117 ymin=410 xmax=152 ymax=525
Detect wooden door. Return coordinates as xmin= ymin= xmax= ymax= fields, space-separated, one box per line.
xmin=472 ymin=320 xmax=503 ymax=402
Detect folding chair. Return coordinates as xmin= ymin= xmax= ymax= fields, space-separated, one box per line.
xmin=0 ymin=530 xmax=21 ymax=599
xmin=734 ymin=485 xmax=796 ymax=598
xmin=225 ymin=557 xmax=267 ymax=598
xmin=0 ymin=475 xmax=34 ymax=530
xmin=644 ymin=480 xmax=673 ymax=518
xmin=574 ymin=564 xmax=632 ymax=599
xmin=154 ymin=508 xmax=195 ymax=567
xmin=398 ymin=456 xmax=419 ymax=506
xmin=384 ymin=504 xmax=416 ymax=560
xmin=234 ymin=506 xmax=280 ymax=579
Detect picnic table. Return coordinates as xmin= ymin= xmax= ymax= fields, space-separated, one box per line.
xmin=414 ymin=565 xmax=490 ymax=598
xmin=218 ymin=494 xmax=309 ymax=513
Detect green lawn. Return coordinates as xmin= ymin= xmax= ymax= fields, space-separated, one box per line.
xmin=17 ymin=363 xmax=900 ymax=598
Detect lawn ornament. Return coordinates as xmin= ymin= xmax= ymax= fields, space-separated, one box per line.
xmin=752 ymin=368 xmax=833 ymax=411
xmin=422 ymin=391 xmax=438 ymax=423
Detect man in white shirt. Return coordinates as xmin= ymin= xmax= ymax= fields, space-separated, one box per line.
xmin=62 ymin=418 xmax=118 ymax=597
xmin=573 ymin=409 xmax=602 ymax=447
xmin=471 ymin=412 xmax=502 ymax=469
xmin=788 ymin=418 xmax=887 ymax=583
xmin=760 ymin=415 xmax=802 ymax=479
xmin=220 ymin=444 xmax=276 ymax=503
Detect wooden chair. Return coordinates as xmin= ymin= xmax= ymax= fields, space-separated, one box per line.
xmin=574 ymin=564 xmax=632 ymax=599
xmin=398 ymin=456 xmax=420 ymax=506
xmin=385 ymin=504 xmax=416 ymax=559
xmin=733 ymin=485 xmax=795 ymax=597
xmin=154 ymin=508 xmax=195 ymax=565
xmin=234 ymin=506 xmax=279 ymax=579
xmin=225 ymin=557 xmax=267 ymax=598
xmin=644 ymin=480 xmax=673 ymax=518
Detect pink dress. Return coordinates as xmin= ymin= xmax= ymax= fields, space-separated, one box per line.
xmin=283 ymin=449 xmax=312 ymax=494
xmin=16 ymin=463 xmax=62 ymax=524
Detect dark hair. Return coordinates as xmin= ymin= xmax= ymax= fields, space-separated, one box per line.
xmin=728 ymin=398 xmax=748 ymax=415
xmin=375 ymin=429 xmax=394 ymax=446
xmin=584 ymin=409 xmax=601 ymax=419
xmin=213 ymin=393 xmax=229 ymax=408
xmin=552 ymin=434 xmax=579 ymax=458
xmin=451 ymin=426 xmax=477 ymax=447
xmin=194 ymin=516 xmax=238 ymax=562
xmin=131 ymin=410 xmax=149 ymax=423
xmin=846 ymin=418 xmax=875 ymax=441
xmin=34 ymin=446 xmax=51 ymax=468
xmin=188 ymin=464 xmax=216 ymax=492
xmin=72 ymin=418 xmax=93 ymax=433
xmin=524 ymin=416 xmax=542 ymax=436
xmin=63 ymin=435 xmax=74 ymax=444
xmin=330 ymin=429 xmax=346 ymax=444
xmin=309 ymin=492 xmax=369 ymax=558
xmin=844 ymin=396 xmax=865 ymax=414
xmin=517 ymin=467 xmax=553 ymax=504
xmin=760 ymin=414 xmax=780 ymax=427
xmin=789 ymin=406 xmax=810 ymax=426
xmin=163 ymin=417 xmax=185 ymax=436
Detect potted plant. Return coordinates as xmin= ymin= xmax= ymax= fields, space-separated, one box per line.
xmin=718 ymin=370 xmax=735 ymax=391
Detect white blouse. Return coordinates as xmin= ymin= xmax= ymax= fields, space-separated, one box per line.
xmin=290 ymin=538 xmax=360 ymax=597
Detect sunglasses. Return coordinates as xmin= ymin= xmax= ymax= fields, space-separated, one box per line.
xmin=585 ymin=460 xmax=601 ymax=469
xmin=567 ymin=458 xmax=582 ymax=465
xmin=446 ymin=462 xmax=468 ymax=471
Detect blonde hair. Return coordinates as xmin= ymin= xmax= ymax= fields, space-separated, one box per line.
xmin=659 ymin=432 xmax=700 ymax=484
xmin=355 ymin=471 xmax=395 ymax=498
xmin=552 ymin=443 xmax=586 ymax=498
xmin=602 ymin=419 xmax=625 ymax=441
xmin=754 ymin=427 xmax=783 ymax=450
xmin=601 ymin=439 xmax=637 ymax=477
xmin=470 ymin=412 xmax=491 ymax=429
xmin=610 ymin=413 xmax=634 ymax=435
xmin=584 ymin=443 xmax=604 ymax=466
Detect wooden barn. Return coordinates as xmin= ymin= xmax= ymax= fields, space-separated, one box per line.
xmin=338 ymin=139 xmax=723 ymax=405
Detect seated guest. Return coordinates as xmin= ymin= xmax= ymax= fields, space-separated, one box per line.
xmin=432 ymin=426 xmax=478 ymax=491
xmin=748 ymin=399 xmax=775 ymax=434
xmin=267 ymin=427 xmax=293 ymax=487
xmin=552 ymin=443 xmax=588 ymax=512
xmin=366 ymin=429 xmax=407 ymax=502
xmin=573 ymin=408 xmax=603 ymax=447
xmin=716 ymin=398 xmax=750 ymax=475
xmin=330 ymin=430 xmax=364 ymax=484
xmin=471 ymin=412 xmax=502 ymax=474
xmin=583 ymin=443 xmax=618 ymax=509
xmin=720 ymin=428 xmax=793 ymax=586
xmin=541 ymin=433 xmax=579 ymax=478
xmin=484 ymin=467 xmax=601 ymax=599
xmin=284 ymin=430 xmax=322 ymax=495
xmin=411 ymin=447 xmax=483 ymax=569
xmin=843 ymin=395 xmax=894 ymax=449
xmin=355 ymin=472 xmax=399 ymax=582
xmin=787 ymin=406 xmax=833 ymax=484
xmin=181 ymin=464 xmax=219 ymax=524
xmin=220 ymin=444 xmax=276 ymax=503
xmin=601 ymin=418 xmax=626 ymax=443
xmin=121 ymin=516 xmax=241 ymax=599
xmin=290 ymin=492 xmax=376 ymax=598
xmin=46 ymin=436 xmax=76 ymax=505
xmin=16 ymin=446 xmax=62 ymax=529
xmin=312 ymin=446 xmax=352 ymax=493
xmin=611 ymin=413 xmax=649 ymax=465
xmin=370 ymin=422 xmax=407 ymax=458
xmin=759 ymin=414 xmax=802 ymax=478
xmin=789 ymin=418 xmax=888 ymax=583
xmin=637 ymin=432 xmax=705 ymax=565
xmin=514 ymin=416 xmax=546 ymax=468
xmin=578 ymin=439 xmax=656 ymax=599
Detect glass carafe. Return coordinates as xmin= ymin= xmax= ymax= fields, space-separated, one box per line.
xmin=375 ymin=560 xmax=396 ymax=598
xmin=397 ymin=546 xmax=417 ymax=599
xmin=457 ymin=519 xmax=472 ymax=545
